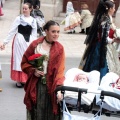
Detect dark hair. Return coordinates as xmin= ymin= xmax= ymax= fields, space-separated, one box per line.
xmin=24 ymin=2 xmax=32 ymax=9
xmin=84 ymin=0 xmax=115 ymax=45
xmin=43 ymin=20 xmax=59 ymax=31
xmin=104 ymin=0 xmax=115 ymax=13
xmin=82 ymin=0 xmax=115 ymax=64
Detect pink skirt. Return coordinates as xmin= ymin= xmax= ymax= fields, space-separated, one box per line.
xmin=0 ymin=7 xmax=4 ymax=16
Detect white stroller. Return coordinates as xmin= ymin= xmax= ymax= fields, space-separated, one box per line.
xmin=55 ymin=68 xmax=120 ymax=120
xmin=56 ymin=86 xmax=120 ymax=120
xmin=63 ymin=68 xmax=100 ymax=112
xmin=96 ymin=72 xmax=120 ymax=113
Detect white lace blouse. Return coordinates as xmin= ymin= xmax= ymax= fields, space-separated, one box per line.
xmin=35 ymin=43 xmax=50 ymax=74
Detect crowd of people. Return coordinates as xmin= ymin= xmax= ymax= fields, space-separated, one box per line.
xmin=0 ymin=0 xmax=120 ymax=120
xmin=64 ymin=1 xmax=93 ymax=34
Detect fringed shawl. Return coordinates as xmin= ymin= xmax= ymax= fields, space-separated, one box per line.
xmin=21 ymin=37 xmax=65 ymax=114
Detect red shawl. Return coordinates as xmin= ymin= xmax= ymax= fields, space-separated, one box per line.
xmin=21 ymin=37 xmax=65 ymax=114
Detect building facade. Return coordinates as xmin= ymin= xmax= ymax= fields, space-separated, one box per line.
xmin=41 ymin=0 xmax=120 ymax=21
xmin=41 ymin=0 xmax=63 ymax=21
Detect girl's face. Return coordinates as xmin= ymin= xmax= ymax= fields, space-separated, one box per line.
xmin=45 ymin=25 xmax=60 ymax=42
xmin=108 ymin=5 xmax=115 ymax=16
xmin=22 ymin=4 xmax=31 ymax=17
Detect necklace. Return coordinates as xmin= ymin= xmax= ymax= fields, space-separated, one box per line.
xmin=45 ymin=38 xmax=53 ymax=44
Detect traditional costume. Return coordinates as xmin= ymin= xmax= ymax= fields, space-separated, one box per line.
xmin=21 ymin=37 xmax=65 ymax=120
xmin=64 ymin=1 xmax=81 ymax=33
xmin=79 ymin=0 xmax=120 ymax=79
xmin=3 ymin=15 xmax=37 ymax=83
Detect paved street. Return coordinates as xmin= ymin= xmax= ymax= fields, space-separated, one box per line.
xmin=0 ymin=0 xmax=120 ymax=120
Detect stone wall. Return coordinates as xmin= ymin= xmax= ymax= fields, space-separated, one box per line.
xmin=115 ymin=4 xmax=120 ymax=28
xmin=40 ymin=0 xmax=63 ymax=22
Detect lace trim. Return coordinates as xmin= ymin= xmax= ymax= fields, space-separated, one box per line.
xmin=35 ymin=43 xmax=50 ymax=74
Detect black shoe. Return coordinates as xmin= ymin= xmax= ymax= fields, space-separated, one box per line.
xmin=73 ymin=30 xmax=75 ymax=33
xmin=21 ymin=83 xmax=25 ymax=87
xmin=79 ymin=29 xmax=85 ymax=33
xmin=68 ymin=31 xmax=73 ymax=34
xmin=16 ymin=82 xmax=23 ymax=88
xmin=79 ymin=31 xmax=85 ymax=34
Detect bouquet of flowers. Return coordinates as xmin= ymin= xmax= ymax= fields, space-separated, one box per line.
xmin=28 ymin=53 xmax=48 ymax=84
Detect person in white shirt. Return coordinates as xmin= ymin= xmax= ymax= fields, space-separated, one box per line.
xmin=0 ymin=2 xmax=37 ymax=88
xmin=79 ymin=3 xmax=93 ymax=34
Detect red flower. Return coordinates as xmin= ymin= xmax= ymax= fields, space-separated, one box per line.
xmin=28 ymin=54 xmax=42 ymax=61
xmin=28 ymin=53 xmax=48 ymax=84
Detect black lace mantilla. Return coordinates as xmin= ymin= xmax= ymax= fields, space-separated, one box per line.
xmin=99 ymin=15 xmax=111 ymax=67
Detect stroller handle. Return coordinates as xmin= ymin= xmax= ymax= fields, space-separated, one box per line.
xmin=101 ymin=90 xmax=120 ymax=100
xmin=55 ymin=86 xmax=120 ymax=100
xmin=55 ymin=86 xmax=87 ymax=93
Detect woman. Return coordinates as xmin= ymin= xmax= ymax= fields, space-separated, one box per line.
xmin=64 ymin=1 xmax=75 ymax=33
xmin=64 ymin=1 xmax=79 ymax=34
xmin=79 ymin=3 xmax=93 ymax=34
xmin=64 ymin=1 xmax=81 ymax=34
xmin=0 ymin=0 xmax=4 ymax=16
xmin=21 ymin=20 xmax=65 ymax=120
xmin=79 ymin=0 xmax=120 ymax=79
xmin=0 ymin=3 xmax=37 ymax=87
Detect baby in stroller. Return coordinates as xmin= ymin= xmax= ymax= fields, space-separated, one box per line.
xmin=112 ymin=78 xmax=120 ymax=90
xmin=31 ymin=8 xmax=45 ymax=36
xmin=73 ymin=73 xmax=89 ymax=84
xmin=96 ymin=72 xmax=120 ymax=112
xmin=63 ymin=68 xmax=100 ymax=112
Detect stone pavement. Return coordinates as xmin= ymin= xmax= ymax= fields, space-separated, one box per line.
xmin=0 ymin=0 xmax=86 ymax=60
xmin=0 ymin=1 xmax=120 ymax=120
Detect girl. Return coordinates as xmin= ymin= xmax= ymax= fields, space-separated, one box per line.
xmin=0 ymin=3 xmax=37 ymax=87
xmin=21 ymin=20 xmax=65 ymax=120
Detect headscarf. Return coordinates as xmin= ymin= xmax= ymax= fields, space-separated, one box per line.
xmin=66 ymin=1 xmax=74 ymax=15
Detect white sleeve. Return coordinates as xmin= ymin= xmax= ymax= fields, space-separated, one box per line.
xmin=31 ymin=19 xmax=37 ymax=39
xmin=107 ymin=37 xmax=113 ymax=44
xmin=3 ymin=16 xmax=20 ymax=45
